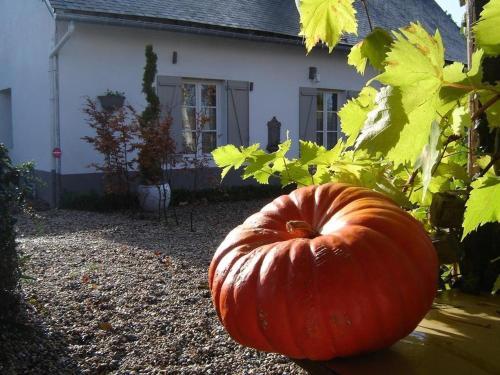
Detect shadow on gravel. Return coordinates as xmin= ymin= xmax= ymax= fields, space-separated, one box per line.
xmin=0 ymin=302 xmax=79 ymax=375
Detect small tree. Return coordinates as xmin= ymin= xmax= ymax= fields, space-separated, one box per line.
xmin=82 ymin=97 xmax=138 ymax=195
xmin=178 ymin=112 xmax=216 ymax=231
xmin=138 ymin=45 xmax=163 ymax=183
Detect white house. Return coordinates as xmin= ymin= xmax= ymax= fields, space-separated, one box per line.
xmin=0 ymin=0 xmax=465 ymax=206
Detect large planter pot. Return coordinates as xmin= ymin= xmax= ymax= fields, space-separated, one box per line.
xmin=98 ymin=94 xmax=125 ymax=111
xmin=137 ymin=183 xmax=171 ymax=212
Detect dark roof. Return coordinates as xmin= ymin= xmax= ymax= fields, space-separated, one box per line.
xmin=47 ymin=0 xmax=466 ymax=61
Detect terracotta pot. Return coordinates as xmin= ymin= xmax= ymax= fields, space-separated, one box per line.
xmin=137 ymin=183 xmax=171 ymax=212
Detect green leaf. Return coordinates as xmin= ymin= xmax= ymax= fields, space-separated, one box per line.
xmin=479 ymin=86 xmax=500 ymax=127
xmin=372 ymin=23 xmax=445 ymax=165
xmin=474 ymin=0 xmax=500 ymax=56
xmin=355 ymin=86 xmax=409 ymax=163
xmin=339 ymin=86 xmax=377 ymax=146
xmin=299 ymin=141 xmax=326 ymax=164
xmin=493 ymin=274 xmax=500 ymax=295
xmin=298 ymin=0 xmax=357 ymax=53
xmin=348 ymin=28 xmax=394 ymax=74
xmin=418 ymin=121 xmax=441 ymax=201
xmin=212 ymin=144 xmax=262 ymax=180
xmin=462 ymin=176 xmax=500 ymax=240
xmin=451 ymin=105 xmax=471 ymax=136
xmin=280 ymin=160 xmax=313 ymax=187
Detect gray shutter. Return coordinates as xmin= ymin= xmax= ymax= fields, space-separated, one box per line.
xmin=346 ymin=90 xmax=360 ymax=100
xmin=226 ymin=80 xmax=250 ymax=147
xmin=157 ymin=76 xmax=183 ymax=152
xmin=299 ymin=87 xmax=317 ymax=142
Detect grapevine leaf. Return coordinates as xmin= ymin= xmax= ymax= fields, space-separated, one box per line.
xmin=441 ymin=50 xmax=484 ymax=108
xmin=451 ymin=105 xmax=471 ymax=135
xmin=479 ymin=86 xmax=500 ymax=127
xmin=493 ymin=275 xmax=500 ymax=295
xmin=339 ymin=86 xmax=377 ymax=146
xmin=298 ymin=0 xmax=357 ymax=53
xmin=310 ymin=139 xmax=345 ymax=164
xmin=242 ymin=139 xmax=292 ymax=184
xmin=300 ymin=141 xmax=326 ymax=163
xmin=280 ymin=160 xmax=313 ymax=187
xmin=242 ymin=153 xmax=275 ymax=184
xmin=474 ymin=0 xmax=500 ymax=56
xmin=212 ymin=144 xmax=262 ymax=179
xmin=348 ymin=28 xmax=394 ymax=74
xmin=355 ymin=86 xmax=409 ymax=162
xmin=417 ymin=121 xmax=441 ymax=201
xmin=372 ymin=23 xmax=445 ymax=164
xmin=462 ymin=176 xmax=500 ymax=240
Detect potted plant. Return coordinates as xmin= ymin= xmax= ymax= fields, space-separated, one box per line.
xmin=135 ymin=45 xmax=175 ymax=214
xmin=98 ymin=90 xmax=126 ymax=111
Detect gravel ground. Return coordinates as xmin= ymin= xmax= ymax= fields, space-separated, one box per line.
xmin=1 ymin=201 xmax=307 ymax=375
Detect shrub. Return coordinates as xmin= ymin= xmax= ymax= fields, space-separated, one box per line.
xmin=0 ymin=144 xmax=34 ymax=320
xmin=60 ymin=191 xmax=139 ymax=212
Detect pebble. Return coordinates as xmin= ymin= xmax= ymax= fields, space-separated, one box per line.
xmin=1 ymin=201 xmax=306 ymax=374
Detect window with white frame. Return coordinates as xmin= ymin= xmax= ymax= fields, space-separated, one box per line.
xmin=181 ymin=81 xmax=218 ymax=154
xmin=316 ymin=91 xmax=340 ymax=149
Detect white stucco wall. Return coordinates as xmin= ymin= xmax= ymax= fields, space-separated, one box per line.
xmin=58 ymin=22 xmax=370 ymax=175
xmin=0 ymin=0 xmax=54 ymax=170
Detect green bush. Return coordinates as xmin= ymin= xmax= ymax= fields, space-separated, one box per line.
xmin=60 ymin=191 xmax=139 ymax=212
xmin=0 ymin=144 xmax=33 ymax=320
xmin=171 ymin=185 xmax=294 ymax=206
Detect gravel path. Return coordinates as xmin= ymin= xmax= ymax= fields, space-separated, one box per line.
xmin=2 ymin=201 xmax=307 ymax=375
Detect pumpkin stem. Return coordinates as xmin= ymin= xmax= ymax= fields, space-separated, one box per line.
xmin=286 ymin=220 xmax=318 ymax=239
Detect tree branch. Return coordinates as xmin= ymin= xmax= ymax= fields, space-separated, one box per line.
xmin=471 ymin=93 xmax=500 ymax=122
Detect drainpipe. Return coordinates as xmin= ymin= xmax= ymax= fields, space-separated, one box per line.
xmin=49 ymin=20 xmax=75 ymax=207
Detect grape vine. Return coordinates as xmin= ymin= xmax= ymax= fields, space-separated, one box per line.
xmin=212 ymin=0 xmax=500 ymax=290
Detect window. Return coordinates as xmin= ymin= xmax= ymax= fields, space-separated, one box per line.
xmin=181 ymin=81 xmax=218 ymax=154
xmin=316 ymin=91 xmax=340 ymax=149
xmin=0 ymin=88 xmax=13 ymax=149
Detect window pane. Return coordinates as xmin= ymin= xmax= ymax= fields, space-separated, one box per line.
xmin=201 ymin=108 xmax=217 ymax=130
xmin=316 ymin=111 xmax=324 ymax=131
xmin=327 ymin=132 xmax=337 ymax=149
xmin=316 ymin=132 xmax=324 ymax=146
xmin=202 ymin=84 xmax=217 ymax=106
xmin=317 ymin=93 xmax=323 ymax=111
xmin=181 ymin=107 xmax=196 ymax=131
xmin=183 ymin=131 xmax=196 ymax=153
xmin=327 ymin=113 xmax=337 ymax=131
xmin=327 ymin=93 xmax=338 ymax=111
xmin=182 ymin=84 xmax=196 ymax=106
xmin=202 ymin=132 xmax=216 ymax=153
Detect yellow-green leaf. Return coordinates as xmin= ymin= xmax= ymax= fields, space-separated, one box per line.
xmin=372 ymin=23 xmax=446 ymax=165
xmin=338 ymin=86 xmax=377 ymax=146
xmin=348 ymin=28 xmax=394 ymax=74
xmin=474 ymin=0 xmax=500 ymax=56
xmin=298 ymin=0 xmax=357 ymax=53
xmin=462 ymin=176 xmax=500 ymax=239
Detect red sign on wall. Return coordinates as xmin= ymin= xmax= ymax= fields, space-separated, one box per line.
xmin=52 ymin=147 xmax=62 ymax=159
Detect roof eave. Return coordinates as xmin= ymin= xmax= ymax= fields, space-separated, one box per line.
xmin=54 ymin=10 xmax=353 ymax=52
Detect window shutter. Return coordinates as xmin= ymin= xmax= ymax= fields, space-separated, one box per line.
xmin=346 ymin=90 xmax=360 ymax=100
xmin=299 ymin=87 xmax=317 ymax=142
xmin=157 ymin=76 xmax=183 ymax=152
xmin=226 ymin=80 xmax=250 ymax=147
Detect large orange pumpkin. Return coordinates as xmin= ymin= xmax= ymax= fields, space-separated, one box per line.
xmin=208 ymin=183 xmax=438 ymax=360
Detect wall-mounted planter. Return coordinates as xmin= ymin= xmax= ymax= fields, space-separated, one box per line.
xmin=98 ymin=94 xmax=125 ymax=111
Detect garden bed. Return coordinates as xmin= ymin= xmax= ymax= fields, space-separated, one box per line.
xmin=2 ymin=200 xmax=305 ymax=374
